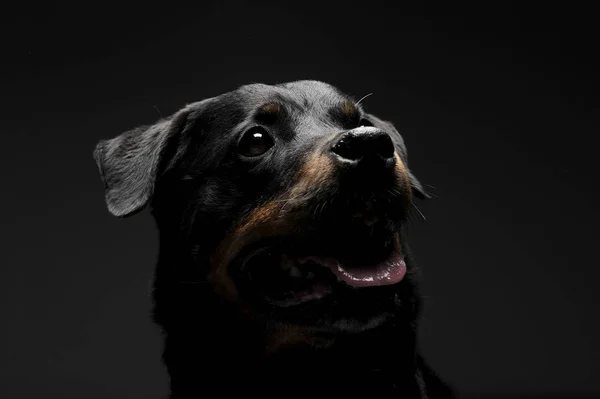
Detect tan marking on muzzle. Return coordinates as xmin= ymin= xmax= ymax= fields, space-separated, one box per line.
xmin=208 ymin=152 xmax=335 ymax=304
xmin=393 ymin=152 xmax=413 ymax=199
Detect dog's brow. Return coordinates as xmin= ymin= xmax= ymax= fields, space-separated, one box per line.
xmin=254 ymin=102 xmax=284 ymax=123
xmin=327 ymin=99 xmax=361 ymax=127
xmin=339 ymin=100 xmax=359 ymax=117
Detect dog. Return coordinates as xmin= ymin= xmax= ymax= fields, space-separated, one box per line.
xmin=93 ymin=80 xmax=456 ymax=397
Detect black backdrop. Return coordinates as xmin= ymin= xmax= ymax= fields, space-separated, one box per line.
xmin=2 ymin=2 xmax=598 ymax=398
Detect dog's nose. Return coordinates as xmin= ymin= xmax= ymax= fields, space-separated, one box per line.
xmin=330 ymin=127 xmax=395 ymax=165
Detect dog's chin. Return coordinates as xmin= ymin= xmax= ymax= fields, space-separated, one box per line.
xmin=230 ymin=224 xmax=410 ymax=333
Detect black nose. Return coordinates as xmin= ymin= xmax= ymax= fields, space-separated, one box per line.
xmin=330 ymin=127 xmax=395 ymax=163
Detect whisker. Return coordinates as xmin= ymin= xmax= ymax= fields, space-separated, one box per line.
xmin=356 ymin=92 xmax=374 ymax=106
xmin=423 ymin=184 xmax=439 ymax=199
xmin=318 ymin=199 xmax=330 ymax=219
xmin=153 ymin=105 xmax=163 ymax=118
xmin=278 ymin=196 xmax=302 ymax=214
xmin=272 ymin=193 xmax=311 ymax=203
xmin=275 ymin=192 xmax=314 ymax=216
xmin=184 ymin=202 xmax=200 ymax=241
xmin=312 ymin=202 xmax=321 ymax=220
xmin=411 ymin=202 xmax=426 ymax=221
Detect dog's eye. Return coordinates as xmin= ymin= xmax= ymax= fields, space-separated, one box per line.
xmin=359 ymin=118 xmax=373 ymax=127
xmin=237 ymin=127 xmax=274 ymax=157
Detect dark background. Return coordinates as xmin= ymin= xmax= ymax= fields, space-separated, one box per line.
xmin=2 ymin=2 xmax=598 ymax=398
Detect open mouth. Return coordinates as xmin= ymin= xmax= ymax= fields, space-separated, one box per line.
xmin=234 ymin=229 xmax=406 ymax=309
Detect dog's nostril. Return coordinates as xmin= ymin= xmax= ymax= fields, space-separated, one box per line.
xmin=331 ymin=129 xmax=395 ymax=162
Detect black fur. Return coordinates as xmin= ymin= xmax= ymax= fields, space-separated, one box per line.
xmin=93 ymin=81 xmax=455 ymax=398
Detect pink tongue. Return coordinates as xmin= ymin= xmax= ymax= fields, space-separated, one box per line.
xmin=298 ymin=250 xmax=407 ymax=288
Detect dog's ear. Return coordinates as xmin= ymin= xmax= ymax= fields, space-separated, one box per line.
xmin=366 ymin=114 xmax=431 ymax=199
xmin=93 ymin=108 xmax=193 ymax=217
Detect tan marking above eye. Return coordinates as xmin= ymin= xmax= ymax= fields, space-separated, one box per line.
xmin=393 ymin=153 xmax=413 ymax=199
xmin=340 ymin=100 xmax=358 ymax=117
xmin=258 ymin=102 xmax=282 ymax=115
xmin=207 ymin=152 xmax=336 ymax=304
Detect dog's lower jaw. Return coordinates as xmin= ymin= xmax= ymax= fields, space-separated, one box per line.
xmin=151 ymin=246 xmax=448 ymax=397
xmin=158 ymin=292 xmax=426 ymax=397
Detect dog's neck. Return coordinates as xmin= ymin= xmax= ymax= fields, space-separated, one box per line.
xmin=162 ymin=310 xmax=424 ymax=396
xmin=156 ymin=279 xmax=424 ymax=396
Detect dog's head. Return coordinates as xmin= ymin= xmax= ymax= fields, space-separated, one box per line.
xmin=94 ymin=80 xmax=429 ymax=353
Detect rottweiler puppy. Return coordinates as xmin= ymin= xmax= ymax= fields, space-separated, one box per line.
xmin=93 ymin=80 xmax=455 ymax=398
